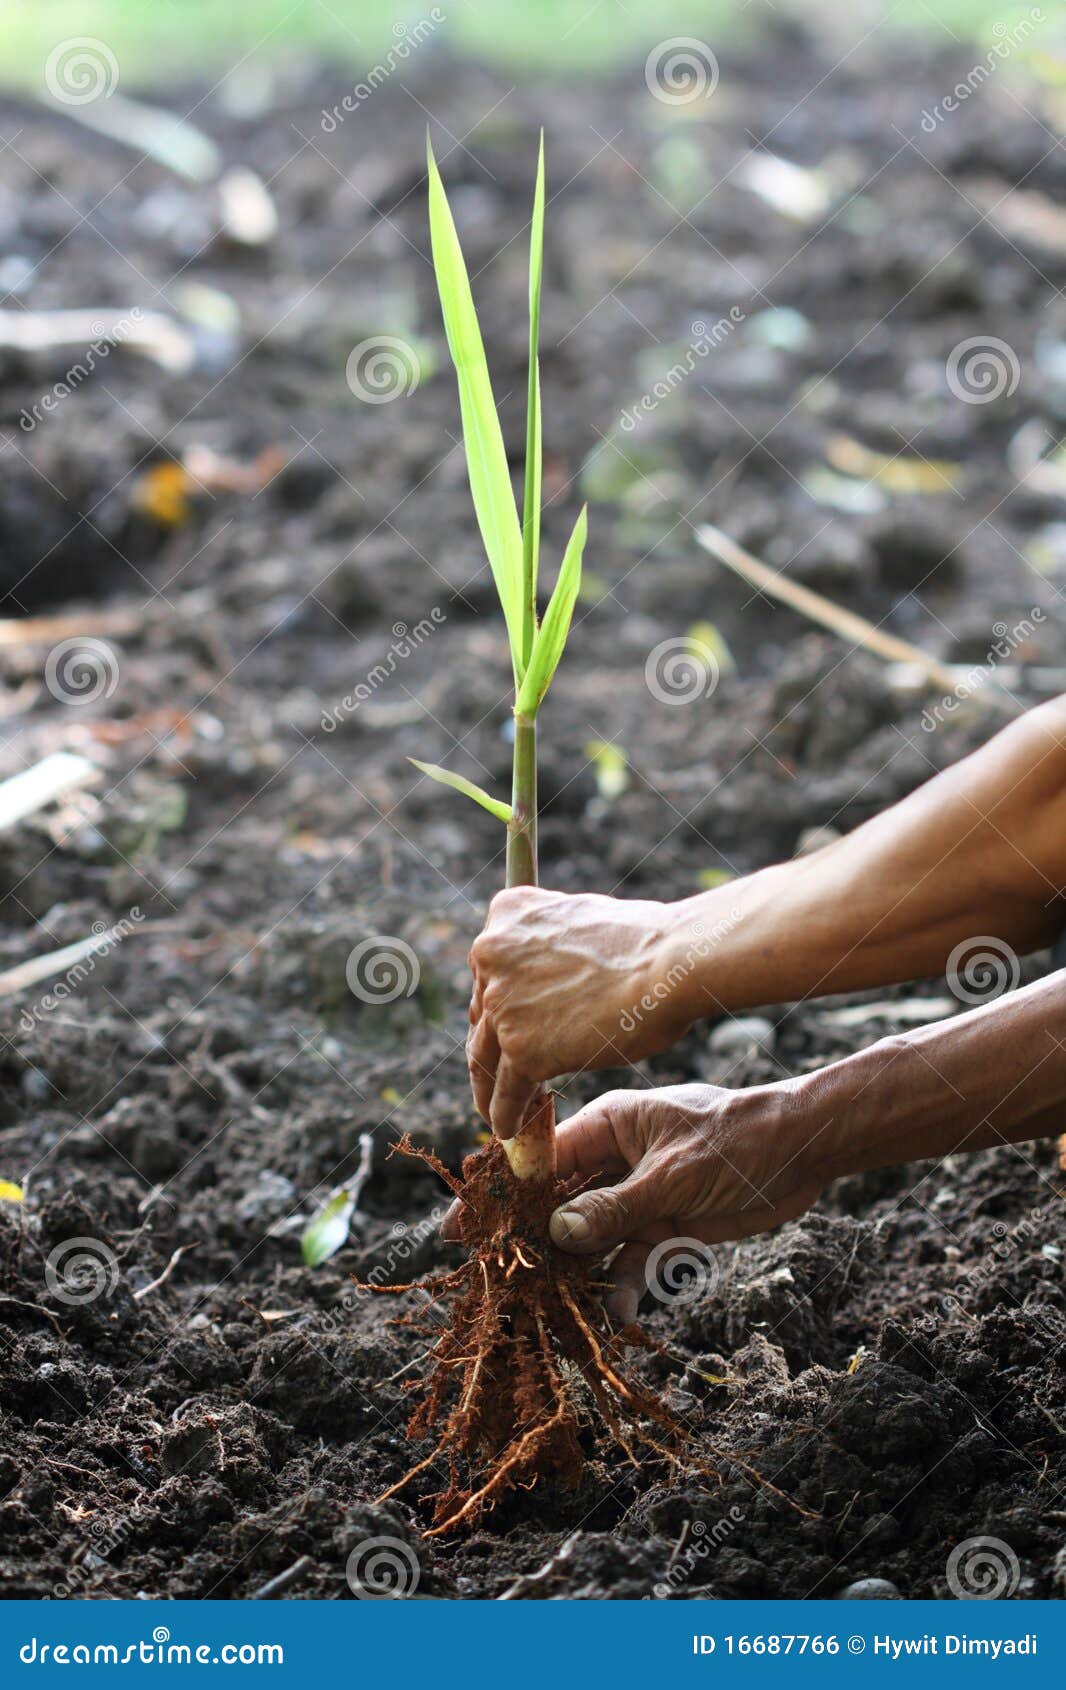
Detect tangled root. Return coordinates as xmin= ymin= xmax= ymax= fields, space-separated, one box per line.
xmin=369 ymin=1134 xmax=712 ymax=1537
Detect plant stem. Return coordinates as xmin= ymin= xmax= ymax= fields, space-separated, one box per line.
xmin=501 ymin=713 xmax=556 ymax=1183
xmin=506 ymin=713 xmax=538 ymax=890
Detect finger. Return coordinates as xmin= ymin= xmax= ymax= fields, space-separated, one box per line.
xmin=440 ymin=1198 xmax=463 ymax=1241
xmin=549 ymin=1164 xmax=664 ymax=1254
xmin=469 ymin=976 xmax=483 ymax=1026
xmin=602 ymin=1240 xmax=651 ymax=1326
xmin=489 ymin=1053 xmax=537 ymax=1140
xmin=466 ymin=1019 xmax=499 ymax=1125
xmin=555 ymin=1099 xmax=631 ymax=1184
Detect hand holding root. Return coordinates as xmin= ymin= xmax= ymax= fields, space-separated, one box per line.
xmin=445 ymin=1081 xmax=823 ymax=1324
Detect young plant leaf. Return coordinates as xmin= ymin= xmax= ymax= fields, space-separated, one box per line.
xmin=301 ymin=1187 xmax=356 ymax=1267
xmin=409 ymin=758 xmax=513 ymax=824
xmin=515 ymin=504 xmax=587 ymax=717
xmin=523 ymin=358 xmax=542 ymax=663
xmin=427 ymin=139 xmax=524 ymax=674
xmin=521 ymin=134 xmax=546 ymax=667
xmin=0 ymin=1179 xmax=23 ymax=1203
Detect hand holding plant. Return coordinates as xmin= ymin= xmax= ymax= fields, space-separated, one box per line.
xmin=467 ymin=885 xmax=691 ymax=1135
xmin=411 ymin=133 xmax=586 ymax=1182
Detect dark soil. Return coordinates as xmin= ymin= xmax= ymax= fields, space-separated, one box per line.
xmin=0 ymin=23 xmax=1064 ymax=1600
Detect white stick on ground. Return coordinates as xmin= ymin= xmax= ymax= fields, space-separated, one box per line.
xmin=0 ymin=609 xmax=143 ymax=649
xmin=696 ymin=523 xmax=964 ymax=695
xmin=0 ymin=928 xmax=127 ymax=1002
xmin=0 ymin=308 xmax=194 ymax=374
xmin=0 ymin=753 xmax=98 ymax=834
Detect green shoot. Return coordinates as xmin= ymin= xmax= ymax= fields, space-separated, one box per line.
xmin=415 ymin=136 xmax=589 ymax=1182
xmin=522 ymin=132 xmax=545 ymax=670
xmin=425 ymin=140 xmax=525 ymax=678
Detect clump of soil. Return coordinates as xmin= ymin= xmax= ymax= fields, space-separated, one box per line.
xmin=377 ymin=1132 xmax=698 ymax=1536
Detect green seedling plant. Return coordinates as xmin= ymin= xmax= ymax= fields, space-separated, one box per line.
xmin=372 ymin=138 xmax=715 ymax=1537
xmin=410 ymin=132 xmax=586 ymax=1186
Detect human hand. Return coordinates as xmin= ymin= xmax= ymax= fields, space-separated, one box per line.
xmin=547 ymin=1083 xmax=822 ymax=1323
xmin=466 ymin=886 xmax=691 ymax=1137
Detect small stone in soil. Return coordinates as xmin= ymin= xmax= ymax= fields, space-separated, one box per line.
xmin=709 ymin=1017 xmax=775 ymax=1059
xmin=836 ymin=1577 xmax=902 ymax=1599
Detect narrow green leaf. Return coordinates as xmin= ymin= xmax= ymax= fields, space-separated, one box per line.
xmin=515 ymin=505 xmax=587 ymax=717
xmin=521 ymin=134 xmax=546 ymax=668
xmin=426 ymin=139 xmax=524 ymax=673
xmin=409 ymin=758 xmax=512 ymax=824
xmin=301 ymin=1188 xmax=355 ymax=1267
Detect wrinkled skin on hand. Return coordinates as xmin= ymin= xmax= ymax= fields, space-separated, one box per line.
xmin=465 ymin=886 xmax=686 ymax=1136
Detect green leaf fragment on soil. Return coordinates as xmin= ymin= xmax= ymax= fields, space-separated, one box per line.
xmin=687 ymin=620 xmax=735 ymax=675
xmin=301 ymin=1187 xmax=356 ymax=1267
xmin=584 ymin=738 xmax=628 ymax=800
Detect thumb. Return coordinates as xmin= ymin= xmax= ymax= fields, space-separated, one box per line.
xmin=549 ymin=1168 xmax=661 ymax=1255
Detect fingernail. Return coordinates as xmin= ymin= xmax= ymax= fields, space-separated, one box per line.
xmin=550 ymin=1207 xmax=591 ymax=1247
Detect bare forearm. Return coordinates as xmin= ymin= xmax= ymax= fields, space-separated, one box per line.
xmin=656 ymin=699 xmax=1066 ymax=1021
xmin=778 ymin=970 xmax=1066 ymax=1186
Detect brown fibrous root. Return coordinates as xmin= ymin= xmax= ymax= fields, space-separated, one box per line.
xmin=365 ymin=1129 xmax=747 ymax=1538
